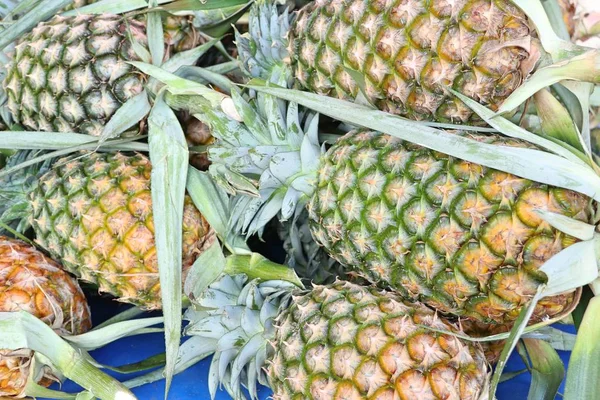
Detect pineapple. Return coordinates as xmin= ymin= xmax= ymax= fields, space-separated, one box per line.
xmin=0 ymin=236 xmax=91 ymax=397
xmin=3 ymin=13 xmax=201 ymax=136
xmin=195 ymin=85 xmax=592 ymax=325
xmin=237 ymin=1 xmax=540 ymax=123
xmin=185 ymin=274 xmax=489 ymax=400
xmin=0 ymin=152 xmax=215 ymax=309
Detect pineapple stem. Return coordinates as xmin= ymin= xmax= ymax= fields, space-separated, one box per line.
xmin=225 ymin=253 xmax=304 ymax=288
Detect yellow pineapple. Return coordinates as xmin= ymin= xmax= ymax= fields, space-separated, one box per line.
xmin=0 ymin=236 xmax=91 ymax=397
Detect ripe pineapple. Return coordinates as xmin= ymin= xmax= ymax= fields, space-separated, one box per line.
xmin=185 ymin=274 xmax=489 ymax=400
xmin=1 ymin=152 xmax=214 ymax=309
xmin=238 ymin=1 xmax=539 ymax=123
xmin=0 ymin=236 xmax=91 ymax=397
xmin=199 ymin=86 xmax=592 ymax=325
xmin=3 ymin=13 xmax=201 ymax=136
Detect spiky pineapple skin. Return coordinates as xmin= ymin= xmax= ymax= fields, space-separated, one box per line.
xmin=3 ymin=14 xmax=199 ymax=136
xmin=268 ymin=280 xmax=488 ymax=400
xmin=308 ymin=130 xmax=592 ymax=324
xmin=0 ymin=236 xmax=91 ymax=397
xmin=290 ymin=0 xmax=537 ymax=123
xmin=29 ymin=152 xmax=214 ymax=309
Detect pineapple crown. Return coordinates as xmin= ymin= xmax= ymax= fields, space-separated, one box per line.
xmin=0 ymin=150 xmax=53 ymax=234
xmin=235 ymin=1 xmax=292 ymax=85
xmin=194 ymin=84 xmax=323 ymax=236
xmin=184 ymin=274 xmax=297 ymax=400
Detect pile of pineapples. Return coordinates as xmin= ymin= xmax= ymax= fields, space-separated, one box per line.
xmin=0 ymin=0 xmax=599 ymax=399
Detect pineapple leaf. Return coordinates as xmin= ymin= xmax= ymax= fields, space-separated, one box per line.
xmin=511 ymin=0 xmax=582 ymax=59
xmin=161 ymin=38 xmax=221 ymax=73
xmin=64 ymin=317 xmax=164 ymax=351
xmin=0 ymin=131 xmax=149 ymax=151
xmin=186 ymin=167 xmax=249 ymax=252
xmin=495 ymin=50 xmax=600 ymax=115
xmin=130 ymin=61 xmax=227 ymax=106
xmin=162 ymin=0 xmax=249 ymax=11
xmin=540 ymin=0 xmax=572 ymax=41
xmin=99 ymin=90 xmax=151 ymax=142
xmin=539 ymin=238 xmax=599 ymax=297
xmin=450 ymin=88 xmax=590 ymax=165
xmin=247 ymin=83 xmax=600 ymax=202
xmin=564 ymin=295 xmax=600 ymax=399
xmin=523 ymin=326 xmax=577 ymax=351
xmin=561 ymin=81 xmax=596 ymax=151
xmin=122 ymin=336 xmax=215 ymax=389
xmin=147 ymin=9 xmax=165 ymax=66
xmin=533 ymin=88 xmax=584 ymax=151
xmin=0 ymin=0 xmax=72 ymax=51
xmin=535 ymin=210 xmax=596 ymax=240
xmin=184 ymin=241 xmax=226 ymax=301
xmin=147 ymin=95 xmax=189 ymax=398
xmin=0 ymin=311 xmax=135 ymax=400
xmin=523 ymin=338 xmax=565 ymax=400
xmin=488 ymin=286 xmax=545 ymax=400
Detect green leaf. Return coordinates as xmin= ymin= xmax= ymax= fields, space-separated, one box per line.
xmin=93 ymin=306 xmax=146 ymax=330
xmin=0 ymin=131 xmax=149 ymax=151
xmin=162 ymin=0 xmax=249 ymax=11
xmin=0 ymin=0 xmax=72 ymax=51
xmin=186 ymin=167 xmax=249 ymax=252
xmin=541 ymin=0 xmax=572 ymax=41
xmin=564 ymin=295 xmax=600 ymax=399
xmin=539 ymin=238 xmax=599 ymax=297
xmin=64 ymin=317 xmax=164 ymax=350
xmin=62 ymin=0 xmax=171 ymax=15
xmin=533 ymin=88 xmax=583 ymax=151
xmin=524 ymin=326 xmax=577 ymax=351
xmin=161 ymin=38 xmax=220 ymax=73
xmin=224 ymin=253 xmax=304 ymax=288
xmin=184 ymin=241 xmax=226 ymax=301
xmin=148 ymin=96 xmax=189 ymax=398
xmin=147 ymin=9 xmax=164 ymax=66
xmin=0 ymin=311 xmax=135 ymax=400
xmin=524 ymin=338 xmax=565 ymax=400
xmin=561 ymin=81 xmax=596 ymax=151
xmin=449 ymin=89 xmax=587 ymax=165
xmin=496 ymin=50 xmax=600 ymax=115
xmin=248 ymin=83 xmax=600 ymax=202
xmin=100 ymin=90 xmax=151 ymax=142
xmin=488 ymin=286 xmax=545 ymax=400
xmin=0 ymin=136 xmax=149 ymax=181
xmin=122 ymin=336 xmax=215 ymax=389
xmin=536 ymin=210 xmax=596 ymax=241
xmin=510 ymin=0 xmax=582 ymax=59
xmin=129 ymin=61 xmax=227 ymax=106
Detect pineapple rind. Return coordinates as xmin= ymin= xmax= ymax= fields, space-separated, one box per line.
xmin=0 ymin=236 xmax=91 ymax=397
xmin=289 ymin=0 xmax=538 ymax=123
xmin=184 ymin=274 xmax=488 ymax=400
xmin=4 ymin=13 xmax=198 ymax=136
xmin=29 ymin=152 xmax=213 ymax=309
xmin=308 ymin=130 xmax=592 ymax=324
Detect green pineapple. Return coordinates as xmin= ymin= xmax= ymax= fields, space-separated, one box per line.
xmin=3 ymin=13 xmax=201 ymax=136
xmin=237 ymin=1 xmax=540 ymax=123
xmin=185 ymin=274 xmax=489 ymax=400
xmin=0 ymin=151 xmax=215 ymax=309
xmin=189 ymin=83 xmax=591 ymax=325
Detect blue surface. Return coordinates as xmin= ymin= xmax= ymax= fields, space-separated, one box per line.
xmin=47 ymin=296 xmax=574 ymax=400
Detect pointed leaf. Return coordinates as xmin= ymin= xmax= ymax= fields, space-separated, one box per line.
xmin=524 ymin=338 xmax=565 ymax=400
xmin=100 ymin=90 xmax=151 ymax=141
xmin=148 ymin=96 xmax=188 ymax=396
xmin=564 ymin=295 xmax=600 ymax=399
